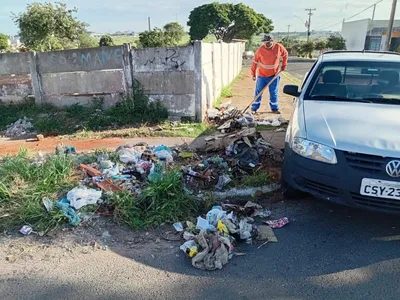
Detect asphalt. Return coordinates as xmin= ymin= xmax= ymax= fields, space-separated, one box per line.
xmin=286 ymin=58 xmax=316 ymax=82
xmin=1 ymin=197 xmax=400 ymax=300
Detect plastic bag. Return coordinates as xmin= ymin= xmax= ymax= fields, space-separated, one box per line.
xmin=217 ymin=220 xmax=229 ymax=235
xmin=153 ymin=145 xmax=172 ymax=153
xmin=206 ymin=206 xmax=226 ymax=227
xmin=67 ymin=187 xmax=102 ymax=210
xmin=196 ymin=217 xmax=216 ymax=232
xmin=154 ymin=150 xmax=173 ymax=163
xmin=180 ymin=240 xmax=198 ymax=257
xmin=119 ymin=148 xmax=140 ymax=164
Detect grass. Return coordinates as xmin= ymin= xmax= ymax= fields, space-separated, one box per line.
xmin=0 ymin=150 xmax=78 ymax=233
xmin=113 ymin=169 xmax=199 ymax=229
xmin=240 ymin=172 xmax=272 ymax=187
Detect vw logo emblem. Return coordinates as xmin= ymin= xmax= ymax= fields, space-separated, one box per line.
xmin=386 ymin=160 xmax=400 ymax=178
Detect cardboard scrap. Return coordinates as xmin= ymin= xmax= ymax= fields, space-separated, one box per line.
xmin=256 ymin=225 xmax=278 ymax=242
xmin=79 ymin=164 xmax=122 ymax=192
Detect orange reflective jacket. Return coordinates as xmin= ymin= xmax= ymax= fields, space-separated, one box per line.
xmin=251 ymin=43 xmax=288 ymax=77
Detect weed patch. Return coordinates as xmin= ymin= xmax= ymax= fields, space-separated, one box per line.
xmin=113 ymin=169 xmax=198 ymax=229
xmin=0 ymin=150 xmax=77 ymax=233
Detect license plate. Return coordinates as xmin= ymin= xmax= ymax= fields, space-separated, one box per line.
xmin=360 ymin=178 xmax=400 ymax=200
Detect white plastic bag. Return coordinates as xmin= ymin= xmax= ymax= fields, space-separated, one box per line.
xmin=67 ymin=187 xmax=102 ymax=210
xmin=206 ymin=207 xmax=226 ymax=227
xmin=154 ymin=150 xmax=173 ymax=163
xmin=119 ymin=149 xmax=140 ymax=164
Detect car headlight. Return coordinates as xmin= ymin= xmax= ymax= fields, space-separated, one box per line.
xmin=291 ymin=137 xmax=337 ymax=164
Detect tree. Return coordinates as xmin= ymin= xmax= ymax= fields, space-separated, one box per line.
xmin=139 ymin=28 xmax=166 ymax=48
xmin=0 ymin=33 xmax=9 ymax=52
xmin=300 ymin=40 xmax=315 ymax=59
xmin=77 ymin=32 xmax=98 ymax=48
xmin=163 ymin=22 xmax=185 ymax=46
xmin=13 ymin=2 xmax=87 ymax=51
xmin=315 ymin=40 xmax=327 ymax=52
xmin=326 ymin=35 xmax=346 ymax=50
xmin=99 ymin=35 xmax=114 ymax=46
xmin=187 ymin=3 xmax=273 ymax=43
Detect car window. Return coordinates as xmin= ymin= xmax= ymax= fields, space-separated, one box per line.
xmin=301 ymin=60 xmax=318 ymax=90
xmin=304 ymin=60 xmax=400 ymax=105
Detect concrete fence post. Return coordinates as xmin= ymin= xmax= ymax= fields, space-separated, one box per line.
xmin=193 ymin=41 xmax=203 ymax=121
xmin=211 ymin=43 xmax=217 ymax=107
xmin=28 ymin=52 xmax=44 ymax=104
xmin=122 ymin=43 xmax=133 ymax=96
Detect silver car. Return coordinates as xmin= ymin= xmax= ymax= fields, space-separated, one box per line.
xmin=282 ymin=51 xmax=400 ymax=213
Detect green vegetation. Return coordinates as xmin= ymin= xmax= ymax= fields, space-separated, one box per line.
xmin=240 ymin=172 xmax=272 ymax=187
xmin=111 ymin=35 xmax=138 ymax=46
xmin=327 ymin=35 xmax=346 ymax=50
xmin=188 ymin=3 xmax=273 ymax=42
xmin=139 ymin=22 xmax=186 ymax=48
xmin=0 ymin=33 xmax=9 ymax=52
xmin=113 ymin=169 xmax=198 ymax=228
xmin=0 ymin=83 xmax=169 ymax=137
xmin=0 ymin=150 xmax=77 ymax=233
xmin=77 ymin=32 xmax=98 ymax=48
xmin=13 ymin=2 xmax=87 ymax=51
xmin=99 ymin=35 xmax=115 ymax=47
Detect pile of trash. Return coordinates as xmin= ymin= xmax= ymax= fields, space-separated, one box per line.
xmin=3 ymin=117 xmax=35 ymax=138
xmin=177 ymin=202 xmax=289 ymax=270
xmin=207 ymin=101 xmax=288 ymax=134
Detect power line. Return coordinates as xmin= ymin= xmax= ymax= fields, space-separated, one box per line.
xmin=315 ymin=0 xmax=384 ymax=31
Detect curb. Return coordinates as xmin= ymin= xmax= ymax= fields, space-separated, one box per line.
xmin=211 ymin=183 xmax=281 ymax=200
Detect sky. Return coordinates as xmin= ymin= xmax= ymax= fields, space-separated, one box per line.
xmin=0 ymin=0 xmax=398 ymax=35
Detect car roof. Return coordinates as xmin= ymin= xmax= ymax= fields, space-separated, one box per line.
xmin=321 ymin=51 xmax=400 ymax=63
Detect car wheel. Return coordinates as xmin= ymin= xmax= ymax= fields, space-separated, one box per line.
xmin=281 ymin=177 xmax=307 ymax=199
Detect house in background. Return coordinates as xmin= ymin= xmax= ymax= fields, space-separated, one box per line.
xmin=341 ymin=19 xmax=400 ymax=51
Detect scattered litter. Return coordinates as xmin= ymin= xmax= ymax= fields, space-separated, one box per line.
xmin=55 ymin=199 xmax=81 ymax=226
xmin=180 ymin=240 xmax=198 ymax=257
xmin=256 ymin=225 xmax=278 ymax=242
xmin=19 ymin=225 xmax=33 ymax=235
xmin=265 ymin=217 xmax=289 ymax=229
xmin=42 ymin=198 xmax=53 ymax=212
xmin=67 ymin=187 xmax=102 ymax=210
xmin=173 ymin=222 xmax=184 ymax=232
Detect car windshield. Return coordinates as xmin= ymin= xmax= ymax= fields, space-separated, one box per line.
xmin=305 ymin=60 xmax=400 ymax=105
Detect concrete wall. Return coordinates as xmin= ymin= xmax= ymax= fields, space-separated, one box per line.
xmin=131 ymin=45 xmax=197 ymax=118
xmin=0 ymin=52 xmax=34 ymax=103
xmin=36 ymin=46 xmax=127 ymax=107
xmin=0 ymin=41 xmax=244 ymax=121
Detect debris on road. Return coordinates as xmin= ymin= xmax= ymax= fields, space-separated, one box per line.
xmin=265 ymin=217 xmax=289 ymax=229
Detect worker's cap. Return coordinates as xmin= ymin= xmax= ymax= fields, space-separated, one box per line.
xmin=262 ymin=34 xmax=274 ymax=42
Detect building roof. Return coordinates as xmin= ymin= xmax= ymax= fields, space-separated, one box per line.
xmin=321 ymin=51 xmax=400 ymax=62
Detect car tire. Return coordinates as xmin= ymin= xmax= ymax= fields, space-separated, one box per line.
xmin=281 ymin=177 xmax=307 ymax=199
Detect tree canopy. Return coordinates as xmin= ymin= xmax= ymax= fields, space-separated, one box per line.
xmin=326 ymin=35 xmax=346 ymax=50
xmin=139 ymin=22 xmax=185 ymax=48
xmin=13 ymin=2 xmax=87 ymax=52
xmin=315 ymin=40 xmax=327 ymax=51
xmin=77 ymin=32 xmax=98 ymax=48
xmin=163 ymin=22 xmax=185 ymax=46
xmin=0 ymin=34 xmax=9 ymax=52
xmin=187 ymin=2 xmax=273 ymax=43
xmin=99 ymin=35 xmax=115 ymax=47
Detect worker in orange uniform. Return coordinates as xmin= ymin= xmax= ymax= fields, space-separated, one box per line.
xmin=251 ymin=35 xmax=288 ymax=114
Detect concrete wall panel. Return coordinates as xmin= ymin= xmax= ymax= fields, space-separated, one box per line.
xmin=134 ymin=71 xmax=195 ymax=95
xmin=44 ymin=94 xmax=120 ymax=108
xmin=0 ymin=52 xmax=31 ymax=75
xmin=0 ymin=74 xmax=33 ymax=103
xmin=41 ymin=70 xmax=125 ymax=96
xmin=132 ymin=46 xmax=195 ymax=72
xmin=149 ymin=94 xmax=195 ymax=117
xmin=37 ymin=46 xmax=124 ymax=73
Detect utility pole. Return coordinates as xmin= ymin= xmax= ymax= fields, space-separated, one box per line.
xmin=148 ymin=17 xmax=151 ymax=31
xmin=385 ymin=0 xmax=398 ymax=51
xmin=305 ymin=8 xmax=316 ymax=41
xmin=287 ymin=25 xmax=291 ymax=41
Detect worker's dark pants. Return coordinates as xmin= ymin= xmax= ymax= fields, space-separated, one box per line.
xmin=252 ymin=75 xmax=280 ymax=112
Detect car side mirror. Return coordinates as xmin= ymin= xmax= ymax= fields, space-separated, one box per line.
xmin=283 ymin=85 xmax=300 ymax=97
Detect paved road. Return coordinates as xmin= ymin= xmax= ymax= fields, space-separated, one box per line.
xmin=1 ymin=196 xmax=400 ymax=300
xmin=286 ymin=58 xmax=316 ymax=82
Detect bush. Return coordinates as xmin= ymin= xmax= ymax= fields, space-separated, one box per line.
xmin=99 ymin=35 xmax=114 ymax=46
